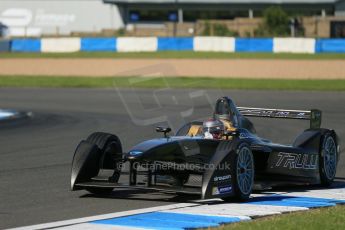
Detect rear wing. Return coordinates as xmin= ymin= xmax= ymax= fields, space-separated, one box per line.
xmin=237 ymin=107 xmax=322 ymax=129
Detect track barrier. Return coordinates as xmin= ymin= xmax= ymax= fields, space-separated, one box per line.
xmin=117 ymin=37 xmax=157 ymax=52
xmin=235 ymin=38 xmax=273 ymax=52
xmin=81 ymin=38 xmax=116 ymax=52
xmin=158 ymin=37 xmax=193 ymax=51
xmin=6 ymin=37 xmax=345 ymax=53
xmin=11 ymin=38 xmax=41 ymax=52
xmin=0 ymin=39 xmax=11 ymax=52
xmin=194 ymin=36 xmax=235 ymax=52
xmin=41 ymin=38 xmax=81 ymax=53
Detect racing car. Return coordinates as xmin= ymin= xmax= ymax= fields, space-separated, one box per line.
xmin=71 ymin=96 xmax=339 ymax=201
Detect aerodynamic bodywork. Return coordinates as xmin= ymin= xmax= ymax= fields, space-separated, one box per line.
xmin=71 ymin=97 xmax=340 ymax=201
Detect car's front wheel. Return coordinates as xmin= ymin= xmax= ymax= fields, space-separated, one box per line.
xmin=222 ymin=142 xmax=254 ymax=202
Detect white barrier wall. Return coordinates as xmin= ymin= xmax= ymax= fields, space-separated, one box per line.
xmin=273 ymin=38 xmax=316 ymax=54
xmin=117 ymin=37 xmax=158 ymax=52
xmin=17 ymin=37 xmax=345 ymax=54
xmin=194 ymin=37 xmax=235 ymax=52
xmin=41 ymin=38 xmax=81 ymax=53
xmin=0 ymin=0 xmax=123 ymax=37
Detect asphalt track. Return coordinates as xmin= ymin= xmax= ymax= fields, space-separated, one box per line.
xmin=0 ymin=88 xmax=344 ymax=229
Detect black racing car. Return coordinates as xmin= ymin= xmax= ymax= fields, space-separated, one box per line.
xmin=71 ymin=97 xmax=339 ymax=201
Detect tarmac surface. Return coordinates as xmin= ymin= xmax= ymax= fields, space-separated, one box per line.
xmin=0 ymin=88 xmax=344 ymax=229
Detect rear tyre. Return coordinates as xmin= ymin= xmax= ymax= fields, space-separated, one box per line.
xmin=222 ymin=142 xmax=254 ymax=202
xmin=319 ymin=133 xmax=338 ymax=186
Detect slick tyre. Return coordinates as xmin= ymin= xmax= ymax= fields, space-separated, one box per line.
xmin=222 ymin=142 xmax=254 ymax=202
xmin=319 ymin=133 xmax=338 ymax=187
xmin=87 ymin=132 xmax=123 ymax=170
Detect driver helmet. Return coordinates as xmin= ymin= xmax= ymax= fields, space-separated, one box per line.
xmin=203 ymin=119 xmax=225 ymax=139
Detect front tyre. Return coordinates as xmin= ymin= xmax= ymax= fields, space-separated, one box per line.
xmin=71 ymin=132 xmax=122 ymax=195
xmin=87 ymin=132 xmax=123 ymax=171
xmin=319 ymin=133 xmax=338 ymax=186
xmin=222 ymin=142 xmax=254 ymax=202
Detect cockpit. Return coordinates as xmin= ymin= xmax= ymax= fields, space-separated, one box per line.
xmin=213 ymin=97 xmax=239 ymax=127
xmin=176 ymin=97 xmax=256 ymax=137
xmin=176 ymin=97 xmax=240 ymax=138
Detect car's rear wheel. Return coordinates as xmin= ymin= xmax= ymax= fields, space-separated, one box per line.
xmin=222 ymin=142 xmax=254 ymax=202
xmin=319 ymin=133 xmax=338 ymax=186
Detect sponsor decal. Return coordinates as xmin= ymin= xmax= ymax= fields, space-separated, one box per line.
xmin=129 ymin=150 xmax=143 ymax=156
xmin=276 ymin=111 xmax=289 ymax=117
xmin=239 ymin=133 xmax=248 ymax=139
xmin=212 ymin=185 xmax=232 ymax=195
xmin=297 ymin=112 xmax=306 ymax=117
xmin=0 ymin=8 xmax=32 ymax=26
xmin=35 ymin=9 xmax=76 ymax=27
xmin=213 ymin=174 xmax=231 ymax=182
xmin=0 ymin=8 xmax=76 ymax=36
xmin=274 ymin=152 xmax=318 ymax=170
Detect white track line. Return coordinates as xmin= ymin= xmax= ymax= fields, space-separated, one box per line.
xmin=162 ymin=203 xmax=308 ymax=218
xmin=9 ymin=203 xmax=199 ymax=230
xmin=268 ymin=188 xmax=345 ymax=200
xmin=53 ymin=223 xmax=145 ymax=230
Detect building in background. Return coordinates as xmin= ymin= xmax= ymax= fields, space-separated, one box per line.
xmin=105 ymin=0 xmax=345 ymax=24
xmin=104 ymin=0 xmax=345 ymax=38
xmin=0 ymin=0 xmax=123 ymax=37
xmin=1 ymin=0 xmax=345 ymax=37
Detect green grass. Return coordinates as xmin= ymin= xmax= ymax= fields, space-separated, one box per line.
xmin=1 ymin=51 xmax=345 ymax=60
xmin=1 ymin=76 xmax=345 ymax=91
xmin=215 ymin=205 xmax=345 ymax=230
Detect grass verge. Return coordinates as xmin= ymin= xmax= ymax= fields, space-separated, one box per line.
xmin=215 ymin=205 xmax=345 ymax=230
xmin=1 ymin=52 xmax=345 ymax=60
xmin=1 ymin=76 xmax=345 ymax=91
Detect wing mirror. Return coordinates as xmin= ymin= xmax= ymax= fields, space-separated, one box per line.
xmin=156 ymin=126 xmax=171 ymax=138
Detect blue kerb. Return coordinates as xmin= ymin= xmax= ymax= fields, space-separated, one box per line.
xmin=91 ymin=211 xmax=243 ymax=230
